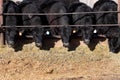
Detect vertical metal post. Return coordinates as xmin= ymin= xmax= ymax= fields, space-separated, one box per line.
xmin=118 ymin=0 xmax=120 ymax=24
xmin=0 ymin=0 xmax=4 ymax=45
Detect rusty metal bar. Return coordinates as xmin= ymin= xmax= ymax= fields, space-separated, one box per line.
xmin=0 ymin=0 xmax=4 ymax=45
xmin=2 ymin=11 xmax=119 ymax=16
xmin=118 ymin=0 xmax=120 ymax=24
xmin=2 ymin=24 xmax=119 ymax=28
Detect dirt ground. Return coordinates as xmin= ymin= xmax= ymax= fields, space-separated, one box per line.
xmin=0 ymin=38 xmax=120 ymax=80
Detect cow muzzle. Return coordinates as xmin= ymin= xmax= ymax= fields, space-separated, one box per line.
xmin=84 ymin=39 xmax=90 ymax=45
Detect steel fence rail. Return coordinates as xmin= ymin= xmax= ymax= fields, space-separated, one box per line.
xmin=0 ymin=11 xmax=119 ymax=28
xmin=1 ymin=24 xmax=120 ymax=28
xmin=0 ymin=11 xmax=120 ymax=16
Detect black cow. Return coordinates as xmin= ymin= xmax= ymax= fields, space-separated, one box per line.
xmin=35 ymin=0 xmax=72 ymax=47
xmin=93 ymin=0 xmax=119 ymax=53
xmin=69 ymin=1 xmax=94 ymax=45
xmin=18 ymin=1 xmax=44 ymax=48
xmin=3 ymin=1 xmax=19 ymax=48
xmin=44 ymin=1 xmax=71 ymax=47
xmin=19 ymin=0 xmax=71 ymax=47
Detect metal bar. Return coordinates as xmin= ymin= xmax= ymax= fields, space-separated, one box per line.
xmin=0 ymin=0 xmax=4 ymax=45
xmin=118 ymin=0 xmax=120 ymax=24
xmin=2 ymin=11 xmax=119 ymax=16
xmin=2 ymin=24 xmax=119 ymax=28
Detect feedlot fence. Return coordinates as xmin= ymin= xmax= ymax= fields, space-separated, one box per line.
xmin=1 ymin=11 xmax=120 ymax=28
xmin=0 ymin=0 xmax=120 ymax=45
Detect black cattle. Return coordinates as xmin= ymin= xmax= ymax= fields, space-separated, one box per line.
xmin=93 ymin=0 xmax=119 ymax=53
xmin=44 ymin=1 xmax=71 ymax=47
xmin=69 ymin=1 xmax=94 ymax=45
xmin=32 ymin=0 xmax=72 ymax=47
xmin=20 ymin=0 xmax=71 ymax=47
xmin=3 ymin=1 xmax=19 ymax=47
xmin=18 ymin=1 xmax=44 ymax=48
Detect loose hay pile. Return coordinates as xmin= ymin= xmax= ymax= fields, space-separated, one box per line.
xmin=0 ymin=39 xmax=120 ymax=80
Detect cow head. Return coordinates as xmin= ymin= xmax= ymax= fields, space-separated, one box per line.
xmin=81 ymin=27 xmax=94 ymax=45
xmin=72 ymin=14 xmax=94 ymax=43
xmin=80 ymin=15 xmax=94 ymax=45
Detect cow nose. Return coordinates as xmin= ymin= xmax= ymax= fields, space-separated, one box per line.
xmin=63 ymin=43 xmax=69 ymax=47
xmin=84 ymin=39 xmax=90 ymax=45
xmin=8 ymin=41 xmax=14 ymax=48
xmin=35 ymin=43 xmax=42 ymax=48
